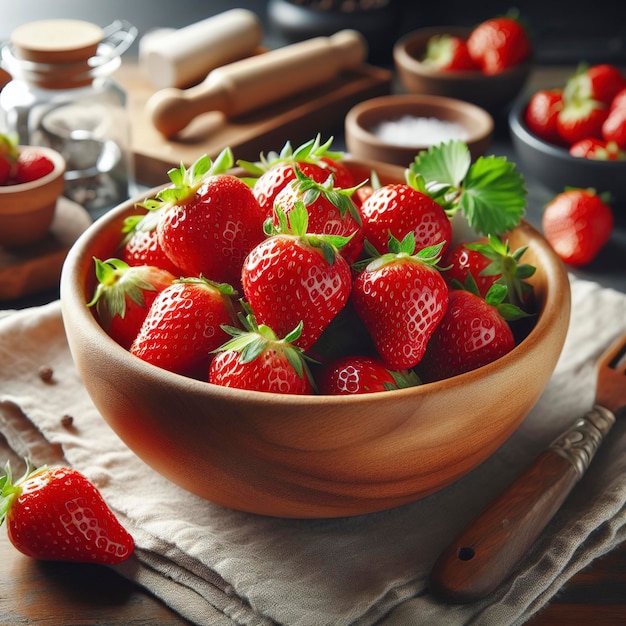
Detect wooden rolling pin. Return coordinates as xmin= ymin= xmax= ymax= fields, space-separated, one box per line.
xmin=146 ymin=29 xmax=368 ymax=138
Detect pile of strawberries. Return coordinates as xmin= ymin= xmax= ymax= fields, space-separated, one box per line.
xmin=89 ymin=137 xmax=535 ymax=396
xmin=524 ymin=64 xmax=626 ymax=159
xmin=0 ymin=134 xmax=55 ymax=185
xmin=422 ymin=16 xmax=531 ymax=75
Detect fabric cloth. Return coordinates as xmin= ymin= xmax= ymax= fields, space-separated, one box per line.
xmin=1 ymin=275 xmax=625 ymax=626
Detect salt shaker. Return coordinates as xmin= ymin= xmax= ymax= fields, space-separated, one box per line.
xmin=0 ymin=19 xmax=137 ymax=218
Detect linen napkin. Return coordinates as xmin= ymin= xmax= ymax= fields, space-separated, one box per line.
xmin=1 ymin=274 xmax=626 ymax=626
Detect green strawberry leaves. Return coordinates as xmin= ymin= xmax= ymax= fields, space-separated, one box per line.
xmin=410 ymin=140 xmax=527 ymax=236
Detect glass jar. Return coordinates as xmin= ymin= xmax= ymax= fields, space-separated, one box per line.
xmin=0 ymin=19 xmax=137 ymax=218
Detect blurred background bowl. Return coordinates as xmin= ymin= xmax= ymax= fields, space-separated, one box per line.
xmin=393 ymin=26 xmax=532 ymax=113
xmin=60 ymin=158 xmax=570 ymax=519
xmin=509 ymin=96 xmax=626 ymax=203
xmin=0 ymin=145 xmax=65 ymax=247
xmin=345 ymin=94 xmax=493 ymax=166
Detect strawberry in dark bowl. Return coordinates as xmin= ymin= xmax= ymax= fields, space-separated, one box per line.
xmin=509 ymin=64 xmax=626 ymax=203
xmin=0 ymin=140 xmax=65 ymax=247
xmin=59 ymin=141 xmax=570 ymax=519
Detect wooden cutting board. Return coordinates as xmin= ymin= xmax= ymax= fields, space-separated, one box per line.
xmin=115 ymin=61 xmax=392 ymax=187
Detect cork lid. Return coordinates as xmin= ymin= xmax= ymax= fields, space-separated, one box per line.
xmin=10 ymin=19 xmax=104 ymax=64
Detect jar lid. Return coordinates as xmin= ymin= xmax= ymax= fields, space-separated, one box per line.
xmin=10 ymin=19 xmax=104 ymax=64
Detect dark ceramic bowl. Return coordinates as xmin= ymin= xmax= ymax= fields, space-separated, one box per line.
xmin=509 ymin=96 xmax=626 ymax=202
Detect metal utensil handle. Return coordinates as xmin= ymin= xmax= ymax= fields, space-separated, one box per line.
xmin=429 ymin=405 xmax=615 ymax=604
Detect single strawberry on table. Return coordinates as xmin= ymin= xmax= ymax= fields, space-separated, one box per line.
xmin=541 ymin=188 xmax=614 ymax=267
xmin=241 ymin=202 xmax=353 ymax=352
xmin=209 ymin=306 xmax=315 ymax=394
xmin=316 ymin=355 xmax=420 ymax=395
xmin=130 ymin=276 xmax=237 ymax=377
xmin=351 ymin=234 xmax=449 ymax=371
xmin=88 ymin=258 xmax=176 ymax=349
xmin=1 ymin=460 xmax=134 ymax=564
xmin=149 ymin=148 xmax=266 ymax=287
xmin=418 ymin=280 xmax=526 ymax=382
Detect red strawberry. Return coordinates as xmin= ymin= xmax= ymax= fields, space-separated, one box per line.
xmin=602 ymin=105 xmax=626 ymax=150
xmin=120 ymin=211 xmax=185 ymax=276
xmin=466 ymin=17 xmax=531 ymax=75
xmin=88 ymin=258 xmax=176 ymax=349
xmin=569 ymin=137 xmax=622 ymax=160
xmin=273 ymin=166 xmax=364 ymax=263
xmin=351 ymin=235 xmax=449 ymax=370
xmin=316 ymin=355 xmax=420 ymax=395
xmin=130 ymin=276 xmax=236 ymax=377
xmin=542 ymin=188 xmax=614 ymax=267
xmin=443 ymin=235 xmax=535 ymax=308
xmin=15 ymin=151 xmax=55 ymax=183
xmin=209 ymin=309 xmax=314 ymax=394
xmin=610 ymin=87 xmax=626 ymax=111
xmin=240 ymin=136 xmax=353 ymax=216
xmin=0 ymin=134 xmax=18 ymax=184
xmin=524 ymin=89 xmax=564 ymax=143
xmin=154 ymin=149 xmax=266 ymax=287
xmin=564 ymin=64 xmax=626 ymax=108
xmin=1 ymin=461 xmax=134 ymax=564
xmin=418 ymin=283 xmax=521 ymax=382
xmin=241 ymin=202 xmax=353 ymax=352
xmin=556 ymin=98 xmax=608 ymax=144
xmin=359 ymin=181 xmax=452 ymax=257
xmin=422 ymin=34 xmax=479 ymax=71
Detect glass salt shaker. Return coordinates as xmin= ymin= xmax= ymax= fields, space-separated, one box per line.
xmin=0 ymin=19 xmax=137 ymax=218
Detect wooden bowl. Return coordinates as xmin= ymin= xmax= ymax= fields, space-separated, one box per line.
xmin=59 ymin=158 xmax=571 ymax=519
xmin=393 ymin=26 xmax=532 ymax=112
xmin=345 ymin=94 xmax=493 ymax=166
xmin=0 ymin=146 xmax=65 ymax=247
xmin=509 ymin=96 xmax=626 ymax=203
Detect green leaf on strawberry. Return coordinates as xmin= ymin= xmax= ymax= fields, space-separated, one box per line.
xmin=410 ymin=140 xmax=527 ymax=236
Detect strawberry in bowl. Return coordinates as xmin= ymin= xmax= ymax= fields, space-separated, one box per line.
xmin=0 ymin=135 xmax=65 ymax=247
xmin=59 ymin=137 xmax=570 ymax=518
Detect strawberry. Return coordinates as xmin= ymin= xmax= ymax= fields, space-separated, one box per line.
xmin=209 ymin=307 xmax=315 ymax=394
xmin=524 ymin=89 xmax=564 ymax=144
xmin=1 ymin=461 xmax=134 ymax=564
xmin=130 ymin=276 xmax=236 ymax=377
xmin=15 ymin=151 xmax=55 ymax=183
xmin=88 ymin=258 xmax=176 ymax=349
xmin=601 ymin=105 xmax=626 ymax=150
xmin=359 ymin=180 xmax=452 ymax=257
xmin=272 ymin=166 xmax=364 ymax=263
xmin=239 ymin=136 xmax=354 ymax=216
xmin=563 ymin=64 xmax=626 ymax=108
xmin=152 ymin=149 xmax=266 ymax=287
xmin=351 ymin=234 xmax=448 ymax=370
xmin=556 ymin=98 xmax=608 ymax=145
xmin=422 ymin=34 xmax=479 ymax=71
xmin=542 ymin=188 xmax=614 ymax=267
xmin=0 ymin=134 xmax=18 ymax=184
xmin=443 ymin=234 xmax=535 ymax=308
xmin=316 ymin=355 xmax=420 ymax=395
xmin=569 ymin=137 xmax=622 ymax=160
xmin=241 ymin=202 xmax=353 ymax=352
xmin=610 ymin=87 xmax=626 ymax=111
xmin=418 ymin=282 xmax=523 ymax=382
xmin=466 ymin=17 xmax=531 ymax=75
xmin=120 ymin=211 xmax=185 ymax=276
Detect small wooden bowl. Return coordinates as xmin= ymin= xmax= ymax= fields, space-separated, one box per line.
xmin=345 ymin=94 xmax=493 ymax=166
xmin=0 ymin=146 xmax=65 ymax=247
xmin=393 ymin=26 xmax=532 ymax=112
xmin=60 ymin=158 xmax=570 ymax=519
